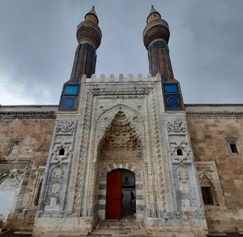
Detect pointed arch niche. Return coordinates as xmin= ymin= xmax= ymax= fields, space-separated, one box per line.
xmin=95 ymin=110 xmax=145 ymax=220
xmin=200 ymin=174 xmax=218 ymax=206
xmin=98 ymin=111 xmax=142 ymax=162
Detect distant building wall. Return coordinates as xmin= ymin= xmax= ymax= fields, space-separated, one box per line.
xmin=186 ymin=105 xmax=243 ymax=233
xmin=0 ymin=106 xmax=56 ymax=230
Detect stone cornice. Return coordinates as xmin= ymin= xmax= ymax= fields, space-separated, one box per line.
xmin=185 ymin=103 xmax=243 ymax=107
xmin=0 ymin=103 xmax=243 ymax=120
xmin=0 ymin=111 xmax=56 ymax=120
xmin=186 ymin=111 xmax=243 ymax=119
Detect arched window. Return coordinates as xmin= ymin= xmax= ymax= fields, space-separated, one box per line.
xmin=226 ymin=137 xmax=239 ymax=155
xmin=200 ymin=175 xmax=217 ymax=206
xmin=229 ymin=143 xmax=238 ymax=154
xmin=59 ymin=148 xmax=65 ymax=156
xmin=201 ymin=186 xmax=214 ymax=205
xmin=177 ymin=148 xmax=183 ymax=156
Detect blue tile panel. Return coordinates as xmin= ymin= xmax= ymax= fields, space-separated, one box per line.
xmin=163 ymin=81 xmax=183 ymax=110
xmin=63 ymin=85 xmax=79 ymax=95
xmin=62 ymin=97 xmax=76 ymax=109
xmin=164 ymin=84 xmax=178 ymax=93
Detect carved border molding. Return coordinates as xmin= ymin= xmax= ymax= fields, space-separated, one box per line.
xmin=186 ymin=112 xmax=243 ymax=119
xmin=167 ymin=120 xmax=186 ymax=135
xmin=0 ymin=112 xmax=56 ymax=120
xmin=56 ymin=120 xmax=77 ymax=136
xmin=195 ymin=161 xmax=225 ymax=208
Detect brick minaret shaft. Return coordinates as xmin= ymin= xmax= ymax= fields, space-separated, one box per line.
xmin=70 ymin=6 xmax=102 ymax=80
xmin=143 ymin=5 xmax=174 ymax=81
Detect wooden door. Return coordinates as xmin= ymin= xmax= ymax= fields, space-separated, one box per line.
xmin=106 ymin=170 xmax=123 ymax=219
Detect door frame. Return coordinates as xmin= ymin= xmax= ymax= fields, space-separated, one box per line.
xmin=97 ymin=163 xmax=144 ymax=221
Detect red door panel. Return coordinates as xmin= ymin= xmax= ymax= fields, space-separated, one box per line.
xmin=106 ymin=170 xmax=122 ymax=219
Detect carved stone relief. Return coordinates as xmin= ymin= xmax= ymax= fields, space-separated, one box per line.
xmin=0 ymin=169 xmax=25 ymax=190
xmin=95 ymin=103 xmax=144 ymax=147
xmin=166 ymin=116 xmax=205 ymax=223
xmin=45 ymin=165 xmax=65 ymax=211
xmin=36 ymin=77 xmax=206 ymax=233
xmin=167 ymin=120 xmax=186 ymax=135
xmin=176 ymin=164 xmax=191 ymax=211
xmin=50 ymin=143 xmax=72 ymax=163
xmin=0 ymin=168 xmax=26 ymax=220
xmin=196 ymin=161 xmax=225 ymax=207
xmin=43 ymin=139 xmax=73 ymax=212
xmin=56 ymin=120 xmax=76 ymax=136
xmin=41 ymin=118 xmax=75 ymax=213
xmin=169 ymin=140 xmax=193 ymax=163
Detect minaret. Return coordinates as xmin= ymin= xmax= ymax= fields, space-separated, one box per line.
xmin=143 ymin=5 xmax=174 ymax=81
xmin=70 ymin=6 xmax=102 ymax=80
xmin=59 ymin=7 xmax=102 ymax=110
xmin=144 ymin=6 xmax=183 ymax=110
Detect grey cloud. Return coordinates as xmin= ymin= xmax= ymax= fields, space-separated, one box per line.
xmin=0 ymin=0 xmax=242 ymax=104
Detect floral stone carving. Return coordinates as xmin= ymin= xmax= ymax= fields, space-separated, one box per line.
xmin=167 ymin=120 xmax=186 ymax=134
xmin=56 ymin=120 xmax=76 ymax=136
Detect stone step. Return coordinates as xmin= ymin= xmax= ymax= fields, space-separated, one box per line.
xmin=89 ymin=221 xmax=148 ymax=237
xmin=87 ymin=235 xmax=148 ymax=237
xmin=93 ymin=227 xmax=142 ymax=232
xmin=95 ymin=222 xmax=143 ymax=229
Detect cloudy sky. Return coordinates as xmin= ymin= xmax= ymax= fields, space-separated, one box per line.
xmin=0 ymin=0 xmax=242 ymax=105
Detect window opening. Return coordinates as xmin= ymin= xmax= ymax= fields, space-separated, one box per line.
xmin=59 ymin=148 xmax=65 ymax=156
xmin=201 ymin=186 xmax=214 ymax=205
xmin=177 ymin=148 xmax=183 ymax=156
xmin=230 ymin=143 xmax=238 ymax=154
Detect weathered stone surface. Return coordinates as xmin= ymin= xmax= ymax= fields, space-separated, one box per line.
xmin=186 ymin=105 xmax=243 ymax=233
xmin=31 ymin=74 xmax=206 ymax=237
xmin=1 ymin=103 xmax=243 ymax=237
xmin=0 ymin=106 xmax=56 ymax=231
xmin=0 ymin=107 xmax=56 ymax=166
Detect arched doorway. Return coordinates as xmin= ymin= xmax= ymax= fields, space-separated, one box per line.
xmin=95 ymin=111 xmax=143 ymax=220
xmin=106 ymin=169 xmax=135 ymax=219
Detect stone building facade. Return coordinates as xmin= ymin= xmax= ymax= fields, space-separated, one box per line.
xmin=0 ymin=6 xmax=243 ymax=237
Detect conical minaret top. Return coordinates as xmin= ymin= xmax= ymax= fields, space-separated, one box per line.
xmin=143 ymin=6 xmax=174 ymax=80
xmin=85 ymin=6 xmax=99 ymax=23
xmin=144 ymin=5 xmax=170 ymax=46
xmin=77 ymin=6 xmax=102 ymax=49
xmin=70 ymin=6 xmax=102 ymax=80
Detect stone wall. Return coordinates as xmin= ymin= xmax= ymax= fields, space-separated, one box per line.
xmin=0 ymin=106 xmax=56 ymax=231
xmin=186 ymin=105 xmax=243 ymax=234
xmin=1 ymin=103 xmax=243 ymax=235
xmin=0 ymin=106 xmax=56 ymax=164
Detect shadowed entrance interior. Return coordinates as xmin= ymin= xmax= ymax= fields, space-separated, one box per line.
xmin=106 ymin=169 xmax=135 ymax=219
xmin=97 ymin=111 xmax=141 ymax=219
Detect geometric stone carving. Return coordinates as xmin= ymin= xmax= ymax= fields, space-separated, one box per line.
xmin=169 ymin=141 xmax=192 ymax=162
xmin=56 ymin=120 xmax=76 ymax=136
xmin=45 ymin=166 xmax=65 ymax=211
xmin=177 ymin=164 xmax=191 ymax=210
xmin=167 ymin=120 xmax=186 ymax=135
xmin=99 ymin=111 xmax=141 ymax=152
xmin=50 ymin=143 xmax=72 ymax=163
xmin=166 ymin=115 xmax=203 ymax=219
xmin=34 ymin=76 xmax=207 ymax=236
xmin=0 ymin=169 xmax=25 ymax=189
xmin=177 ymin=164 xmax=189 ymax=191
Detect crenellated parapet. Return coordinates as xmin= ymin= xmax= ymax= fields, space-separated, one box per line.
xmin=84 ymin=73 xmax=159 ymax=83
